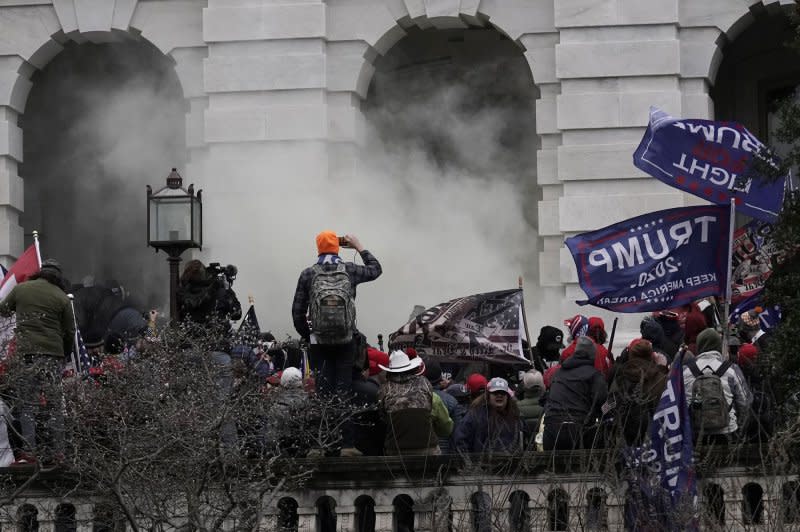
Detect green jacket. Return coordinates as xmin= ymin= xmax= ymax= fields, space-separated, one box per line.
xmin=432 ymin=392 xmax=454 ymax=437
xmin=0 ymin=278 xmax=75 ymax=357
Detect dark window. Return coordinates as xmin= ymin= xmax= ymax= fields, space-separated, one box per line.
xmin=92 ymin=504 xmax=125 ymax=532
xmin=784 ymin=481 xmax=800 ymax=524
xmin=54 ymin=504 xmax=77 ymax=532
xmin=393 ymin=494 xmax=415 ymax=532
xmin=509 ymin=491 xmax=530 ymax=532
xmin=703 ymin=483 xmax=725 ymax=527
xmin=470 ymin=492 xmax=491 ymax=532
xmin=277 ymin=497 xmax=299 ymax=532
xmin=354 ymin=496 xmax=376 ymax=532
xmin=586 ymin=488 xmax=607 ymax=531
xmin=17 ymin=505 xmax=38 ymax=532
xmin=316 ymin=496 xmax=337 ymax=532
xmin=547 ymin=489 xmax=569 ymax=531
xmin=742 ymin=483 xmax=764 ymax=525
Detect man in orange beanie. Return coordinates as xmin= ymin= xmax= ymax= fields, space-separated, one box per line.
xmin=291 ymin=231 xmax=382 ymax=456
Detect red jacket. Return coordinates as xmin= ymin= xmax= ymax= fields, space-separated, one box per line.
xmin=560 ymin=338 xmax=612 ymax=379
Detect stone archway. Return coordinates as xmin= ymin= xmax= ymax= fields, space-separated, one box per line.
xmin=323 ymin=1 xmax=561 ymax=330
xmin=20 ymin=36 xmax=186 ymax=307
xmin=0 ymin=0 xmax=205 ymax=308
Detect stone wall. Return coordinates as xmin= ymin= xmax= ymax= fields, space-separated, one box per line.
xmin=0 ymin=0 xmax=791 ymax=333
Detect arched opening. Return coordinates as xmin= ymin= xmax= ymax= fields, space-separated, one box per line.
xmin=92 ymin=503 xmax=125 ymax=532
xmin=469 ymin=491 xmax=491 ymax=532
xmin=783 ymin=481 xmax=800 ymax=524
xmin=703 ymin=483 xmax=726 ymax=528
xmin=54 ymin=504 xmax=77 ymax=532
xmin=277 ymin=497 xmax=299 ymax=532
xmin=359 ymin=24 xmax=543 ymax=327
xmin=16 ymin=504 xmax=38 ymax=532
xmin=19 ymin=36 xmax=186 ymax=317
xmin=508 ymin=490 xmax=530 ymax=532
xmin=354 ymin=495 xmax=376 ymax=532
xmin=393 ymin=494 xmax=415 ymax=532
xmin=742 ymin=482 xmax=764 ymax=525
xmin=547 ymin=488 xmax=569 ymax=531
xmin=315 ymin=496 xmax=337 ymax=532
xmin=585 ymin=488 xmax=607 ymax=531
xmin=712 ymin=7 xmax=800 ymax=154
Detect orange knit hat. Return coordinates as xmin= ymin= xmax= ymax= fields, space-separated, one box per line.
xmin=316 ymin=231 xmax=340 ymax=255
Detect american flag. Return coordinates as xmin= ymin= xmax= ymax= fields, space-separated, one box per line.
xmin=74 ymin=329 xmax=93 ymax=376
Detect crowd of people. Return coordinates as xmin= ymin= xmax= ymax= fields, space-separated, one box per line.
xmin=0 ymin=231 xmax=777 ymax=465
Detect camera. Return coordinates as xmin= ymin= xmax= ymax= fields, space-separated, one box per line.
xmin=207 ymin=262 xmax=238 ymax=286
xmin=338 ymin=236 xmax=352 ymax=248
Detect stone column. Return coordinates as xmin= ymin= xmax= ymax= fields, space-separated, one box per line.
xmin=201 ymin=0 xmax=329 ymax=305
xmin=553 ymin=0 xmax=685 ymax=328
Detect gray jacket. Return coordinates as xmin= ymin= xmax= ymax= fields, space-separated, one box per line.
xmin=683 ymin=350 xmax=752 ymax=434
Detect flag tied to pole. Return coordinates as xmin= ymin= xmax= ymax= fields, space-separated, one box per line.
xmin=388 ymin=289 xmax=528 ymax=365
xmin=624 ymin=350 xmax=698 ymax=531
xmin=74 ymin=328 xmax=93 ymax=376
xmin=566 ymin=205 xmax=730 ymax=312
xmin=633 ymin=107 xmax=785 ymax=222
xmin=730 ymin=290 xmax=782 ymax=331
xmin=731 ymin=219 xmax=777 ymax=304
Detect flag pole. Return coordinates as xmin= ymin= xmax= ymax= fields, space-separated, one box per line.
xmin=31 ymin=230 xmax=41 ymax=268
xmin=67 ymin=294 xmax=80 ymax=375
xmin=722 ymin=198 xmax=736 ymax=356
xmin=518 ymin=276 xmax=541 ymax=369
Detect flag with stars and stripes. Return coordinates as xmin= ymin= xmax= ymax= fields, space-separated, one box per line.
xmin=73 ymin=328 xmax=94 ymax=376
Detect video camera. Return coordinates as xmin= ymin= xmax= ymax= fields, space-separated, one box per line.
xmin=207 ymin=262 xmax=238 ymax=286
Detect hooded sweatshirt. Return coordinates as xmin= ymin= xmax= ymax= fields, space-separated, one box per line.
xmin=682 ymin=329 xmax=752 ymax=434
xmin=545 ymin=338 xmax=608 ymax=424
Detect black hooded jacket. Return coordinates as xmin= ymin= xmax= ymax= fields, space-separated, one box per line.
xmin=545 ymin=338 xmax=608 ymax=424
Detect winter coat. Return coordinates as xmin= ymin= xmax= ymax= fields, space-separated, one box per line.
xmin=0 ymin=278 xmax=74 ymax=357
xmin=378 ymin=373 xmax=439 ymax=453
xmin=610 ymin=356 xmax=667 ymax=445
xmin=682 ymin=350 xmax=752 ymax=434
xmin=546 ymin=341 xmax=608 ymax=425
xmin=560 ymin=338 xmax=612 ymax=379
xmin=177 ymin=277 xmax=241 ymax=352
xmin=517 ymin=393 xmax=544 ymax=426
xmin=453 ymin=403 xmax=521 ymax=454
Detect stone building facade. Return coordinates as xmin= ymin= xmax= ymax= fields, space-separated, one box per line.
xmin=0 ymin=0 xmax=794 ymax=332
xmin=2 ymin=456 xmax=798 ymax=531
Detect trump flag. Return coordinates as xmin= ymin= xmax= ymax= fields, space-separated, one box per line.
xmin=634 ymin=107 xmax=785 ymax=222
xmin=566 ymin=205 xmax=730 ymax=312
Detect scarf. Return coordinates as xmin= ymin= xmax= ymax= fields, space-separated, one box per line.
xmin=316 ymin=254 xmax=342 ymax=265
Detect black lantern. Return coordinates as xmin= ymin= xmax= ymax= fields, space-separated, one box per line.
xmin=147 ymin=168 xmax=202 ymax=320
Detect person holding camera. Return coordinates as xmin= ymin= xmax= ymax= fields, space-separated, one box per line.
xmin=177 ymin=260 xmax=242 ymax=349
xmin=177 ymin=260 xmax=242 ymax=448
xmin=291 ymin=231 xmax=382 ymax=456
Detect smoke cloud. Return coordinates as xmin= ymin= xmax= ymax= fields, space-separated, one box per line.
xmin=22 ymin=39 xmax=185 ymax=309
xmin=21 ymin=28 xmax=561 ymax=343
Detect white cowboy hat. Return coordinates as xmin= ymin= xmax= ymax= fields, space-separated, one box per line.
xmin=379 ymin=350 xmax=424 ymax=373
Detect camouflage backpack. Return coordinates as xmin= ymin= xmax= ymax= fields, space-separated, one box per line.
xmin=687 ymin=360 xmax=732 ymax=433
xmin=309 ymin=263 xmax=356 ymax=345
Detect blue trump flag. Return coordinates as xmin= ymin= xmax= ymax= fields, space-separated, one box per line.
xmin=625 ymin=351 xmax=698 ymax=531
xmin=634 ymin=107 xmax=785 ymax=222
xmin=566 ymin=205 xmax=730 ymax=313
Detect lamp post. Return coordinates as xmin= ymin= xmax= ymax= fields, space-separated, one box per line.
xmin=147 ymin=168 xmax=202 ymax=321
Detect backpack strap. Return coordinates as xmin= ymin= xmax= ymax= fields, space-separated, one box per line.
xmin=713 ymin=360 xmax=732 ymax=378
xmin=687 ymin=359 xmax=702 ymax=377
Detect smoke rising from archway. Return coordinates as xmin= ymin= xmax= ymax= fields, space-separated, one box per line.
xmin=21 ymin=39 xmax=186 ymax=309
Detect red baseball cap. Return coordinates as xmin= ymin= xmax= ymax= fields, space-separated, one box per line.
xmin=465 ymin=373 xmax=488 ymax=394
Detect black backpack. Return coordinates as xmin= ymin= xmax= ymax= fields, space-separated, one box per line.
xmin=687 ymin=360 xmax=732 ymax=433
